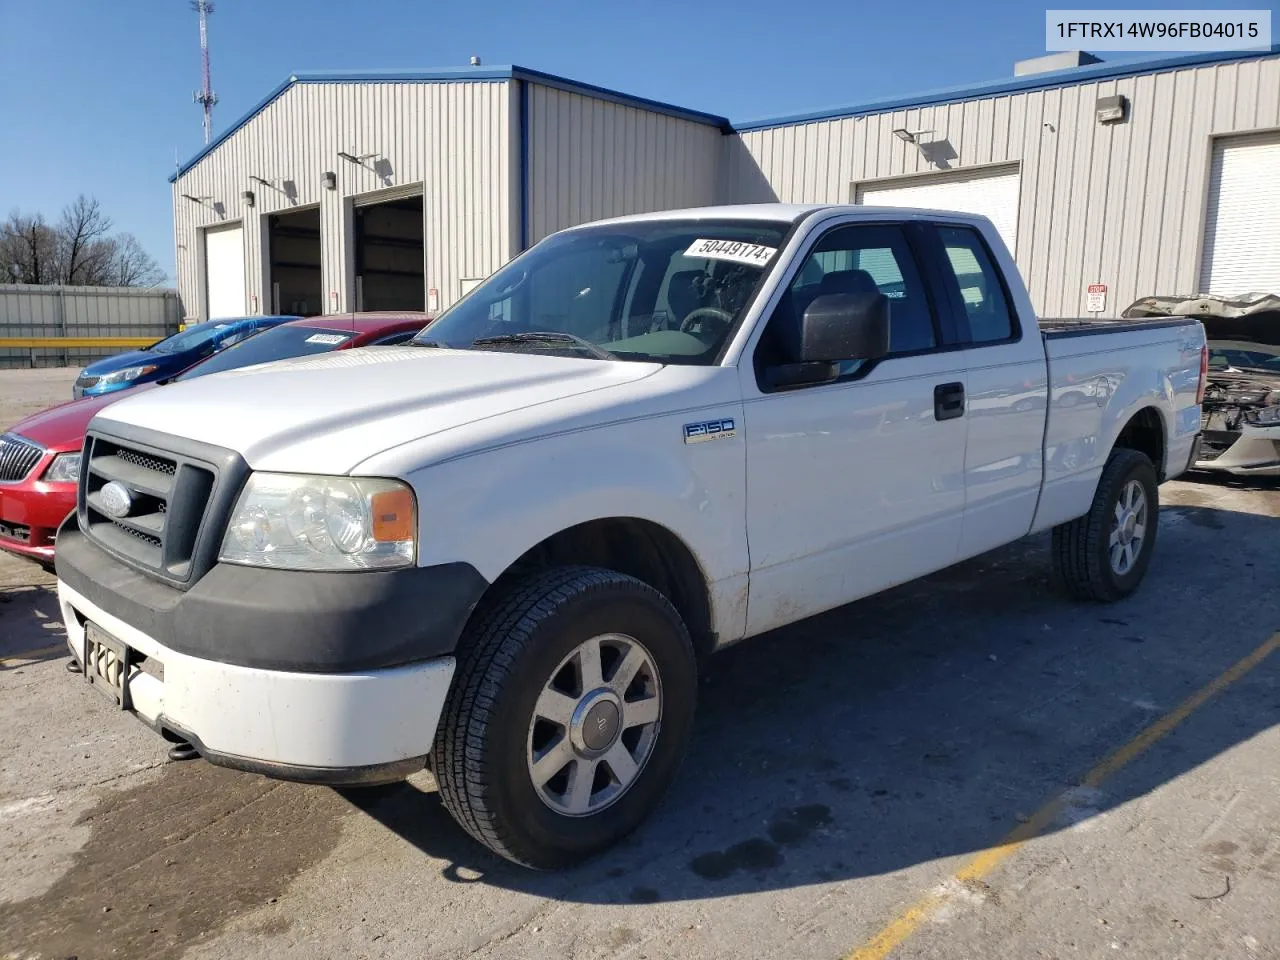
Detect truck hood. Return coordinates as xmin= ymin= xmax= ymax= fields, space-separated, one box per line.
xmin=91 ymin=346 xmax=662 ymax=473
xmin=9 ymin=383 xmax=160 ymax=451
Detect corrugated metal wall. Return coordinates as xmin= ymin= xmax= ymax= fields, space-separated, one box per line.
xmin=0 ymin=285 xmax=182 ymax=369
xmin=172 ymin=80 xmax=516 ymax=320
xmin=525 ymin=84 xmax=722 ymax=242
xmin=725 ymin=54 xmax=1280 ymax=317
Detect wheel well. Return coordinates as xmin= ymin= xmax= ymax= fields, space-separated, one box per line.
xmin=491 ymin=518 xmax=716 ymax=660
xmin=1113 ymin=407 xmax=1166 ymax=478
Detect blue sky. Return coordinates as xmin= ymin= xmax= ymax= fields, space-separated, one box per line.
xmin=0 ymin=0 xmax=1265 ymax=283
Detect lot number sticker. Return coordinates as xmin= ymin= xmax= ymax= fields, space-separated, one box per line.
xmin=305 ymin=333 xmax=351 ymax=345
xmin=685 ymin=238 xmax=777 ymax=268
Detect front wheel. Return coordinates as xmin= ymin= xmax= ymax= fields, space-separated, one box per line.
xmin=431 ymin=566 xmax=698 ymax=868
xmin=1052 ymin=448 xmax=1159 ymax=602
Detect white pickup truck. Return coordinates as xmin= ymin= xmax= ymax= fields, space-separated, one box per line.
xmin=56 ymin=204 xmax=1207 ymax=868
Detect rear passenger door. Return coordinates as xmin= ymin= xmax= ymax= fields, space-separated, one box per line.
xmin=741 ymin=220 xmax=970 ymax=636
xmin=925 ymin=222 xmax=1047 ymax=559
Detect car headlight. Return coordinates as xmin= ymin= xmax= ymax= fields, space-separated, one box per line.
xmin=220 ymin=473 xmax=416 ymax=571
xmin=98 ymin=364 xmax=159 ymax=386
xmin=43 ymin=452 xmax=81 ymax=483
xmin=1245 ymin=405 xmax=1280 ymax=426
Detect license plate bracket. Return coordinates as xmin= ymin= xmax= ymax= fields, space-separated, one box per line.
xmin=84 ymin=622 xmax=132 ymax=710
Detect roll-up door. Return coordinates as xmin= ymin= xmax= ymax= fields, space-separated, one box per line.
xmin=1199 ymin=132 xmax=1280 ymax=297
xmin=204 ymin=223 xmax=245 ymax=319
xmin=856 ymin=167 xmax=1021 ymax=256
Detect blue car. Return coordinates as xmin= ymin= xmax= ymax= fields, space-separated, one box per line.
xmin=73 ymin=315 xmax=300 ymax=398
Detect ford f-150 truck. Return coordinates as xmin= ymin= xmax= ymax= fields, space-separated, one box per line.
xmin=55 ymin=204 xmax=1207 ymax=868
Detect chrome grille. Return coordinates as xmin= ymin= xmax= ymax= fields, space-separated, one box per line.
xmin=0 ymin=433 xmax=45 ymax=483
xmin=75 ymin=375 xmax=100 ymax=389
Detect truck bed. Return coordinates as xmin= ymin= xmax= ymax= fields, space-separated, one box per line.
xmin=1038 ymin=316 xmax=1198 ymax=338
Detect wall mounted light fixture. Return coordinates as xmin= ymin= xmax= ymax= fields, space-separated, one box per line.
xmin=337 ymin=150 xmax=379 ymax=164
xmin=1095 ymin=94 xmax=1128 ymax=124
xmin=322 ymin=171 xmax=337 ymax=190
xmin=892 ymin=127 xmax=934 ymax=145
xmin=241 ymin=190 xmax=255 ymax=207
xmin=180 ymin=193 xmax=212 ymax=205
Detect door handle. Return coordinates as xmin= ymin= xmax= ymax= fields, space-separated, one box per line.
xmin=934 ymin=381 xmax=965 ymax=421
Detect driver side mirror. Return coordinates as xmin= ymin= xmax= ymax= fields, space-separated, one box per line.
xmin=796 ymin=292 xmax=890 ymax=363
xmin=765 ymin=292 xmax=890 ymax=389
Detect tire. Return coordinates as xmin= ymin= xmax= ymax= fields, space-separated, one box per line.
xmin=430 ymin=565 xmax=698 ymax=869
xmin=1052 ymin=448 xmax=1159 ymax=602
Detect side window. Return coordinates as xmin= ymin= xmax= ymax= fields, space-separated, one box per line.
xmin=936 ymin=226 xmax=1015 ymax=343
xmin=772 ymin=224 xmax=937 ymax=362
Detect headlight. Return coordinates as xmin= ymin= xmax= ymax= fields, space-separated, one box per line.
xmin=43 ymin=452 xmax=81 ymax=483
xmin=99 ymin=364 xmax=159 ymax=386
xmin=219 ymin=473 xmax=416 ymax=571
xmin=1246 ymin=405 xmax=1280 ymax=426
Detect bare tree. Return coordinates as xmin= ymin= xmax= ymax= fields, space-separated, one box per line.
xmin=0 ymin=211 xmax=58 ymax=284
xmin=0 ymin=197 xmax=165 ymax=287
xmin=105 ymin=233 xmax=165 ymax=287
xmin=57 ymin=195 xmax=114 ymax=285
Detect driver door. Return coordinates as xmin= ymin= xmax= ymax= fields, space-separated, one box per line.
xmin=741 ymin=220 xmax=969 ymax=636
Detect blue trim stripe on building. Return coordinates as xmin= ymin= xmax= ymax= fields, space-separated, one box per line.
xmin=170 ymin=45 xmax=1280 ymax=182
xmin=732 ymin=43 xmax=1280 ymax=131
xmin=519 ymin=79 xmax=530 ymax=252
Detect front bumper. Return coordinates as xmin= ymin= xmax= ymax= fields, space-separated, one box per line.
xmin=60 ymin=577 xmax=454 ymax=782
xmin=0 ymin=473 xmax=76 ymax=565
xmin=1193 ymin=426 xmax=1280 ymax=476
xmin=55 ymin=525 xmax=489 ymax=782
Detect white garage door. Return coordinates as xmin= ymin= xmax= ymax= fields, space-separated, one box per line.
xmin=856 ymin=168 xmax=1021 ymax=255
xmin=1199 ymin=132 xmax=1280 ymax=298
xmin=204 ymin=223 xmax=245 ymax=319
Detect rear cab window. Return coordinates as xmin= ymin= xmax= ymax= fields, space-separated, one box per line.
xmin=935 ymin=226 xmax=1017 ymax=344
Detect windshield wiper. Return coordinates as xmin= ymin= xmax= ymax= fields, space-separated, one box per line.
xmin=408 ymin=338 xmax=445 ymax=348
xmin=471 ymin=331 xmax=618 ymax=361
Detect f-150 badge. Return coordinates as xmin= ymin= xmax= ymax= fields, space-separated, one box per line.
xmin=684 ymin=418 xmax=736 ymax=444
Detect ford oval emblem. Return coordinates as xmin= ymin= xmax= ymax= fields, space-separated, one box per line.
xmin=99 ymin=481 xmax=133 ymax=519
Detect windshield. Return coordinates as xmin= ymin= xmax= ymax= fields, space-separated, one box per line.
xmin=175 ymin=325 xmax=355 ymax=381
xmin=412 ymin=219 xmax=791 ymax=363
xmin=1207 ymin=340 xmax=1280 ymax=375
xmin=149 ymin=322 xmax=237 ymax=355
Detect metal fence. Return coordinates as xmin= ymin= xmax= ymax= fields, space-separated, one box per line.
xmin=0 ymin=285 xmax=184 ymax=369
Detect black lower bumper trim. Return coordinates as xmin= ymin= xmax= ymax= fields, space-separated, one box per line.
xmin=160 ymin=717 xmax=425 ymax=786
xmin=56 ymin=524 xmax=488 ymax=673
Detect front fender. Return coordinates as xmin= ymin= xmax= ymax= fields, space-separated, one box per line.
xmin=401 ymin=408 xmax=748 ymax=593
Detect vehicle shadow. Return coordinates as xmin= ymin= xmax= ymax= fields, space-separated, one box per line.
xmin=0 ymin=583 xmax=66 ymax=669
xmin=346 ymin=500 xmax=1280 ymax=904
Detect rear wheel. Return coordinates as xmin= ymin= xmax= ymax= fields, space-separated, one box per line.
xmin=431 ymin=566 xmax=697 ymax=868
xmin=1052 ymin=448 xmax=1159 ymax=601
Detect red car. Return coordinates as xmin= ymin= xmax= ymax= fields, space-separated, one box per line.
xmin=0 ymin=313 xmax=430 ymax=569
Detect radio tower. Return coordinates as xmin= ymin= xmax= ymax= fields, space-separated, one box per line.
xmin=192 ymin=1 xmax=218 ymax=144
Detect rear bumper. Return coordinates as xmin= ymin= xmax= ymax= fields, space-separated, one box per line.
xmin=58 ymin=577 xmax=455 ymax=781
xmin=0 ymin=475 xmax=76 ymax=564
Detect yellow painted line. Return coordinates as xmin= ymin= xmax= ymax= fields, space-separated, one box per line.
xmin=847 ymin=630 xmax=1280 ymax=960
xmin=0 ymin=337 xmax=157 ymax=349
xmin=0 ymin=643 xmax=67 ymax=667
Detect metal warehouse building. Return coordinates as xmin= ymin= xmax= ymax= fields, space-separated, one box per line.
xmin=172 ymin=45 xmax=1280 ymax=323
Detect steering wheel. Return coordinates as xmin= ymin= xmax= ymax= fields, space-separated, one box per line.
xmin=679 ymin=306 xmax=733 ymax=337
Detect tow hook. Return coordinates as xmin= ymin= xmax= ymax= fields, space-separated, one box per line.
xmin=167 ymin=742 xmax=200 ymax=762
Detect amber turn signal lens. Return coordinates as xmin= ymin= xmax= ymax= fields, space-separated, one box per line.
xmin=370 ymin=488 xmax=415 ymax=542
